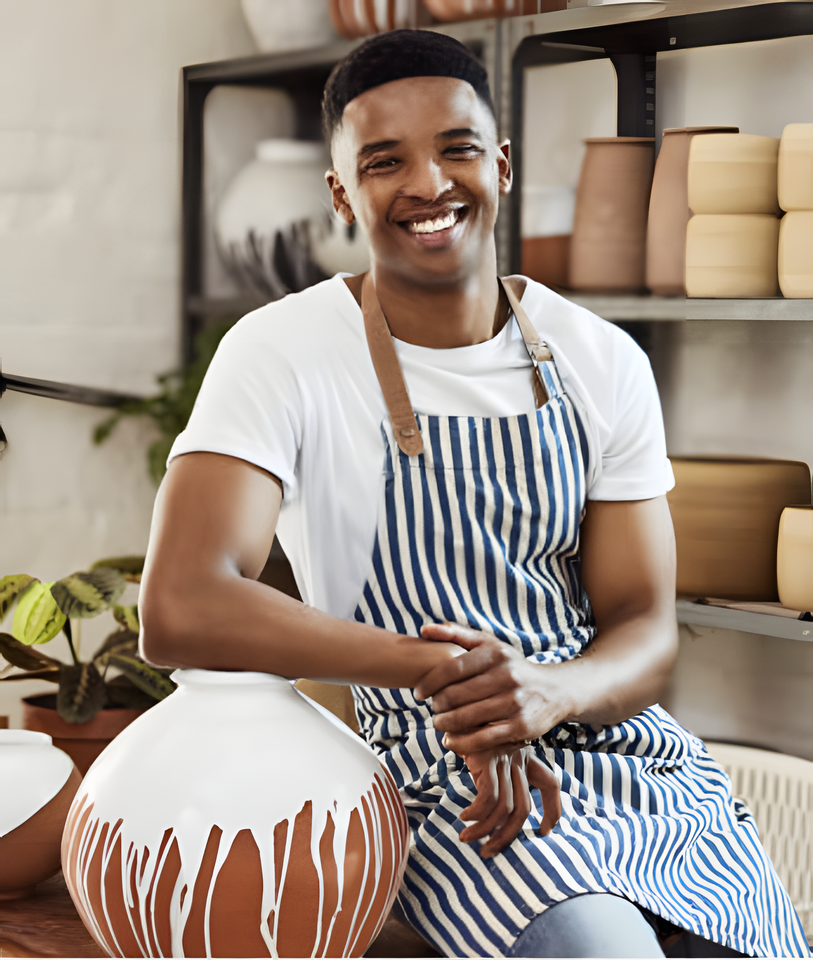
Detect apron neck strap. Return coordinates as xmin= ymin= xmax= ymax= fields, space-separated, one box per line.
xmin=360 ymin=272 xmax=551 ymax=457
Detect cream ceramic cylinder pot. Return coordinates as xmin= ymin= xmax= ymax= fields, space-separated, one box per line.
xmin=778 ymin=123 xmax=813 ymax=211
xmin=778 ymin=211 xmax=813 ymax=298
xmin=241 ymin=0 xmax=337 ymax=52
xmin=685 ymin=214 xmax=780 ymax=298
xmin=645 ymin=126 xmax=738 ymax=296
xmin=777 ymin=506 xmax=813 ymax=612
xmin=62 ymin=670 xmax=409 ymax=958
xmin=688 ymin=134 xmax=780 ymax=215
xmin=0 ymin=730 xmax=82 ymax=900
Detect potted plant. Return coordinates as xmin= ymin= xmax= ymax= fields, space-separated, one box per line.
xmin=0 ymin=557 xmax=175 ymax=773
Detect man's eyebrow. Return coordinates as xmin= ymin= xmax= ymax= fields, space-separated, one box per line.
xmin=438 ymin=128 xmax=482 ymax=139
xmin=358 ymin=139 xmax=399 ymax=159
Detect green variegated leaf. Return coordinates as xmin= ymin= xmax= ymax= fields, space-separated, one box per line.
xmin=107 ymin=654 xmax=176 ymax=701
xmin=57 ymin=662 xmax=107 ymax=723
xmin=0 ymin=632 xmax=61 ymax=670
xmin=91 ymin=556 xmax=144 ymax=583
xmin=94 ymin=628 xmax=139 ymax=665
xmin=0 ymin=575 xmax=36 ymax=622
xmin=51 ymin=568 xmax=125 ymax=619
xmin=112 ymin=604 xmax=139 ymax=633
xmin=104 ymin=674 xmax=156 ymax=710
xmin=12 ymin=582 xmax=67 ymax=646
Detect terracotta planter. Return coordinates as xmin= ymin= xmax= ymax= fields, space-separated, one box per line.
xmin=667 ymin=457 xmax=812 ymax=601
xmin=423 ymin=0 xmax=565 ymax=21
xmin=688 ymin=133 xmax=780 ymax=215
xmin=330 ymin=0 xmax=432 ymax=38
xmin=0 ymin=731 xmax=82 ymax=900
xmin=778 ymin=123 xmax=813 ymax=212
xmin=569 ymin=137 xmax=655 ymax=293
xmin=62 ymin=670 xmax=408 ymax=958
xmin=778 ymin=211 xmax=813 ymax=298
xmin=522 ymin=235 xmax=571 ymax=289
xmin=685 ymin=213 xmax=780 ymax=298
xmin=22 ymin=695 xmax=144 ymax=776
xmin=646 ymin=126 xmax=738 ymax=296
xmin=777 ymin=505 xmax=813 ymax=612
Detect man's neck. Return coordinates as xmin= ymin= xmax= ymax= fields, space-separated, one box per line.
xmin=345 ymin=257 xmax=509 ymax=349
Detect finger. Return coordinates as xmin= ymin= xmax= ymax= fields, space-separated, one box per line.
xmin=420 ymin=622 xmax=489 ymax=648
xmin=459 ymin=756 xmax=499 ymax=824
xmin=431 ymin=668 xmax=518 ymax=715
xmin=415 ymin=641 xmax=506 ymax=701
xmin=527 ymin=756 xmax=562 ymax=836
xmin=443 ymin=721 xmax=532 ymax=757
xmin=433 ymin=692 xmax=522 ymax=734
xmin=460 ymin=756 xmax=513 ymax=844
xmin=479 ymin=757 xmax=530 ymax=858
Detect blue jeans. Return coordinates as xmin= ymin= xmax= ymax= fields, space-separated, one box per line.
xmin=506 ymin=894 xmax=748 ymax=959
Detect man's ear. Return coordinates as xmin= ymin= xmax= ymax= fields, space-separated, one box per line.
xmin=325 ymin=170 xmax=356 ymax=224
xmin=498 ymin=140 xmax=512 ymax=195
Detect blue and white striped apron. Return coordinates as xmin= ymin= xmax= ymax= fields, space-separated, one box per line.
xmin=351 ymin=287 xmax=809 ymax=958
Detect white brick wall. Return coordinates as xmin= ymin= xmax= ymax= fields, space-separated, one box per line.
xmin=0 ymin=0 xmax=256 ymax=725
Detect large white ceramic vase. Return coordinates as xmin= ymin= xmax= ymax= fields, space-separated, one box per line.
xmin=62 ymin=670 xmax=409 ymax=958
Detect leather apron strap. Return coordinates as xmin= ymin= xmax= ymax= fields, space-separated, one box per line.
xmin=361 ymin=272 xmax=553 ymax=457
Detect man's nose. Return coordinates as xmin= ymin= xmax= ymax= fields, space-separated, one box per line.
xmin=403 ymin=157 xmax=453 ymax=200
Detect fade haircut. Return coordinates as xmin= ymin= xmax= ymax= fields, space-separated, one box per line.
xmin=322 ymin=29 xmax=495 ymax=151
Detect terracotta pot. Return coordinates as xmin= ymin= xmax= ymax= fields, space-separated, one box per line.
xmin=688 ymin=133 xmax=780 ymax=215
xmin=22 ymin=695 xmax=144 ymax=776
xmin=0 ymin=731 xmax=82 ymax=900
xmin=331 ymin=0 xmax=432 ymax=38
xmin=778 ymin=123 xmax=813 ymax=212
xmin=685 ymin=214 xmax=780 ymax=298
xmin=778 ymin=211 xmax=813 ymax=298
xmin=646 ymin=126 xmax=738 ymax=296
xmin=522 ymin=235 xmax=571 ymax=289
xmin=62 ymin=670 xmax=408 ymax=958
xmin=777 ymin=505 xmax=813 ymax=612
xmin=423 ymin=0 xmax=565 ymax=20
xmin=569 ymin=137 xmax=655 ymax=293
xmin=667 ymin=457 xmax=812 ymax=601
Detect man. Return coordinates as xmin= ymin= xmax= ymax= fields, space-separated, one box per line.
xmin=140 ymin=30 xmax=808 ymax=959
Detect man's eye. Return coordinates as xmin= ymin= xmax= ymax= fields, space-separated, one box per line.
xmin=446 ymin=144 xmax=481 ymax=157
xmin=367 ymin=158 xmax=399 ymax=171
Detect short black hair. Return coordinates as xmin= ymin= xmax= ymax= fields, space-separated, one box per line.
xmin=322 ymin=29 xmax=495 ymax=147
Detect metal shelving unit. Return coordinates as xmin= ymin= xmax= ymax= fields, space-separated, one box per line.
xmin=677 ymin=599 xmax=813 ymax=641
xmin=560 ymin=295 xmax=813 ymax=323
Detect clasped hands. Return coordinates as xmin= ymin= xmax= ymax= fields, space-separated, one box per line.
xmin=415 ymin=623 xmax=565 ymax=859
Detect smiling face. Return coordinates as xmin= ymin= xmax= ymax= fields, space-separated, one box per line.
xmin=326 ymin=76 xmax=511 ymax=289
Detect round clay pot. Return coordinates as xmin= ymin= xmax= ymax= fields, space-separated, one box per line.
xmin=62 ymin=670 xmax=408 ymax=958
xmin=0 ymin=730 xmax=82 ymax=900
xmin=777 ymin=505 xmax=813 ymax=612
xmin=569 ymin=137 xmax=656 ymax=292
xmin=423 ymin=0 xmax=564 ymax=20
xmin=667 ymin=457 xmax=812 ymax=601
xmin=22 ymin=695 xmax=144 ymax=776
xmin=646 ymin=126 xmax=738 ymax=296
xmin=688 ymin=133 xmax=780 ymax=215
xmin=685 ymin=213 xmax=780 ymax=298
xmin=330 ymin=0 xmax=431 ymax=38
xmin=778 ymin=210 xmax=813 ymax=298
xmin=778 ymin=123 xmax=813 ymax=212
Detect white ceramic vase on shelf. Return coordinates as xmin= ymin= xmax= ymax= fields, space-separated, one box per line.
xmin=685 ymin=214 xmax=780 ymax=298
xmin=778 ymin=123 xmax=813 ymax=212
xmin=0 ymin=730 xmax=81 ymax=900
xmin=216 ymin=139 xmax=369 ymax=299
xmin=688 ymin=133 xmax=780 ymax=215
xmin=241 ymin=0 xmax=338 ymax=53
xmin=62 ymin=670 xmax=409 ymax=958
xmin=777 ymin=505 xmax=813 ymax=612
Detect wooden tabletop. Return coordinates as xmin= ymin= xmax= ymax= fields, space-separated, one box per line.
xmin=0 ymin=872 xmax=104 ymax=958
xmin=0 ymin=871 xmax=438 ymax=958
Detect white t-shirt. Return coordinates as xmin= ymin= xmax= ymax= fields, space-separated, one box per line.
xmin=170 ymin=275 xmax=674 ymax=620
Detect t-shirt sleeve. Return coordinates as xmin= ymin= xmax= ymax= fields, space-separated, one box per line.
xmin=167 ymin=312 xmax=303 ymax=498
xmin=587 ymin=336 xmax=675 ymax=501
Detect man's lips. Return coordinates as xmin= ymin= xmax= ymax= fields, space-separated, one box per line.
xmin=396 ymin=205 xmax=467 ymax=236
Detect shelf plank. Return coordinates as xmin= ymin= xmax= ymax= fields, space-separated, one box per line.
xmin=686 ymin=298 xmax=813 ymax=321
xmin=676 ymin=598 xmax=813 ymax=641
xmin=560 ymin=293 xmax=686 ymax=321
xmin=559 ymin=293 xmax=813 ymax=322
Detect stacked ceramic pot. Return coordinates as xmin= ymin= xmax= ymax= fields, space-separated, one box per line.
xmin=777 ymin=123 xmax=813 ymax=298
xmin=568 ymin=137 xmax=656 ymax=292
xmin=685 ymin=134 xmax=781 ymax=297
xmin=777 ymin=505 xmax=813 ymax=612
xmin=645 ymin=127 xmax=738 ymax=296
xmin=423 ymin=0 xmax=565 ymax=21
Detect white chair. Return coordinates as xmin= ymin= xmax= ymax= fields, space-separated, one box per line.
xmin=705 ymin=741 xmax=813 ymax=944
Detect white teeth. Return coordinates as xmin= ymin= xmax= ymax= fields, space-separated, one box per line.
xmin=408 ymin=210 xmax=458 ymax=234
